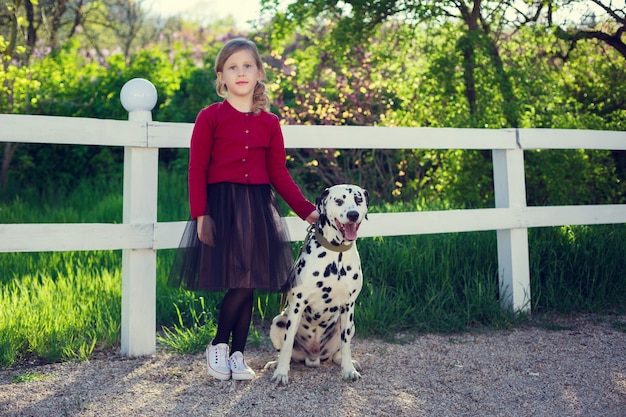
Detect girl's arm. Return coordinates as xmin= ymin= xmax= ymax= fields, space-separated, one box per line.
xmin=265 ymin=117 xmax=316 ymax=220
xmin=188 ymin=107 xmax=215 ymax=219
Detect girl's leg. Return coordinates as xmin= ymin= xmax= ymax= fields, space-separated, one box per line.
xmin=213 ymin=288 xmax=254 ymax=352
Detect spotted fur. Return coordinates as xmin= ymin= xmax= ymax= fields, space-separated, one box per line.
xmin=264 ymin=184 xmax=369 ymax=385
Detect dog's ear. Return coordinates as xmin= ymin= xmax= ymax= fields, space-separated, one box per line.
xmin=316 ymin=188 xmax=330 ymax=214
xmin=363 ymin=189 xmax=369 ymax=220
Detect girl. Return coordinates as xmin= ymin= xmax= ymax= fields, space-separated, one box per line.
xmin=169 ymin=38 xmax=319 ymax=381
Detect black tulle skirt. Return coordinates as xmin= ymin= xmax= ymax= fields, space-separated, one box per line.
xmin=168 ymin=183 xmax=293 ymax=292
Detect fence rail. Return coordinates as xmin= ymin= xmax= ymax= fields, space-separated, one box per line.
xmin=2 ymin=80 xmax=625 ymax=357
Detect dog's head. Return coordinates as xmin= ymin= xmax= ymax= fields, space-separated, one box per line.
xmin=316 ymin=184 xmax=369 ymax=243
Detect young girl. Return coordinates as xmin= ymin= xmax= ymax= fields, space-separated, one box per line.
xmin=169 ymin=38 xmax=318 ymax=381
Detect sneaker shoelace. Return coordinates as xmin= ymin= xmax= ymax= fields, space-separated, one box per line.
xmin=212 ymin=345 xmax=228 ymax=366
xmin=231 ymin=353 xmax=248 ymax=370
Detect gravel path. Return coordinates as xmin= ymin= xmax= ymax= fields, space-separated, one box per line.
xmin=1 ymin=314 xmax=625 ymax=417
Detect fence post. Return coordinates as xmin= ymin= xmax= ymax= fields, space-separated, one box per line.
xmin=492 ymin=132 xmax=531 ymax=312
xmin=120 ymin=78 xmax=158 ymax=356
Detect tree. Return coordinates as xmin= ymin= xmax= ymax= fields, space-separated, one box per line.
xmin=0 ymin=0 xmax=160 ymax=190
xmin=263 ymin=0 xmax=524 ymax=127
xmin=516 ymin=0 xmax=626 ymax=60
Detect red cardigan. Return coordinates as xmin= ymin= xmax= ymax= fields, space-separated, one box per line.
xmin=188 ymin=100 xmax=315 ymax=220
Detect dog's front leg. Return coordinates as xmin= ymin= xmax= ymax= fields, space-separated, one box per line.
xmin=339 ymin=304 xmax=361 ymax=381
xmin=266 ymin=303 xmax=303 ymax=385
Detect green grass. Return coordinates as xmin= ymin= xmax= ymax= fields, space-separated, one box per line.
xmin=11 ymin=371 xmax=51 ymax=384
xmin=1 ymin=171 xmax=625 ymax=367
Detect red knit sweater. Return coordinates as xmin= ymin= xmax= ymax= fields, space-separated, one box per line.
xmin=188 ymin=100 xmax=315 ymax=220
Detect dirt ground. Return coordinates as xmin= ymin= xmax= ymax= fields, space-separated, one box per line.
xmin=1 ymin=314 xmax=625 ymax=417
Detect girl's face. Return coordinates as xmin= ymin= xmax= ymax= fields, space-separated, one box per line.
xmin=217 ymin=49 xmax=263 ymax=103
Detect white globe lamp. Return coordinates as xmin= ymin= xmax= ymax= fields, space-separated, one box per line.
xmin=120 ymin=78 xmax=158 ymax=121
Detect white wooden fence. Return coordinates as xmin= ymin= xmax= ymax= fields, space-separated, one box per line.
xmin=1 ymin=79 xmax=625 ymax=357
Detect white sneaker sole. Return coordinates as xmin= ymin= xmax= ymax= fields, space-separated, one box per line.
xmin=231 ymin=371 xmax=255 ymax=381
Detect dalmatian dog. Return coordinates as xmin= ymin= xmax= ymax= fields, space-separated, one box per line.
xmin=264 ymin=184 xmax=369 ymax=385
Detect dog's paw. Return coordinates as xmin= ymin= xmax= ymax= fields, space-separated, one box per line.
xmin=352 ymin=359 xmax=362 ymax=372
xmin=271 ymin=370 xmax=290 ymax=386
xmin=341 ymin=368 xmax=362 ymax=382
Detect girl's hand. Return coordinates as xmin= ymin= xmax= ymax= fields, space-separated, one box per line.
xmin=305 ymin=210 xmax=320 ymax=225
xmin=197 ymin=215 xmax=216 ymax=247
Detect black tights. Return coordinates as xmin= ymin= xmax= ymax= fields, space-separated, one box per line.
xmin=212 ymin=288 xmax=254 ymax=353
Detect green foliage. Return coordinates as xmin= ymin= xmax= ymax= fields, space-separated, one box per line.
xmin=3 ymin=15 xmax=626 ymax=206
xmin=530 ymin=225 xmax=626 ymax=313
xmin=526 ymin=149 xmax=625 ymax=206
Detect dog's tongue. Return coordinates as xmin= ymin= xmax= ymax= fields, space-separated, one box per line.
xmin=344 ymin=223 xmax=358 ymax=241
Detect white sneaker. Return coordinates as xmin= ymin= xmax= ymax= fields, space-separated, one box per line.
xmin=206 ymin=342 xmax=231 ymax=380
xmin=229 ymin=351 xmax=255 ymax=381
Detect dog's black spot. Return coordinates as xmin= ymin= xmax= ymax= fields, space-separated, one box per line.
xmin=314 ymin=313 xmax=321 ymax=320
xmin=325 ymin=298 xmax=333 ymax=304
xmin=346 ymin=266 xmax=352 ymax=271
xmin=303 ymin=324 xmax=309 ymax=330
xmin=340 ymin=267 xmax=347 ymax=276
xmin=276 ymin=320 xmax=286 ymax=328
xmin=324 ymin=263 xmax=338 ymax=277
xmin=329 ymin=306 xmax=338 ymax=313
xmin=304 ymin=306 xmax=312 ymax=313
xmin=313 ymin=271 xmax=320 ymax=277
xmin=350 ymin=313 xmax=353 ymax=322
xmin=318 ymin=251 xmax=327 ymax=258
xmin=294 ymin=308 xmax=299 ymax=314
xmin=322 ymin=293 xmax=329 ymax=299
xmin=286 ymin=320 xmax=291 ymax=330
xmin=338 ymin=252 xmax=343 ymax=262
xmin=297 ymin=292 xmax=303 ymax=299
xmin=316 ymin=281 xmax=324 ymax=287
xmin=346 ymin=328 xmax=351 ymax=336
xmin=323 ymin=286 xmax=332 ymax=293
xmin=352 ymin=273 xmax=359 ymax=280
